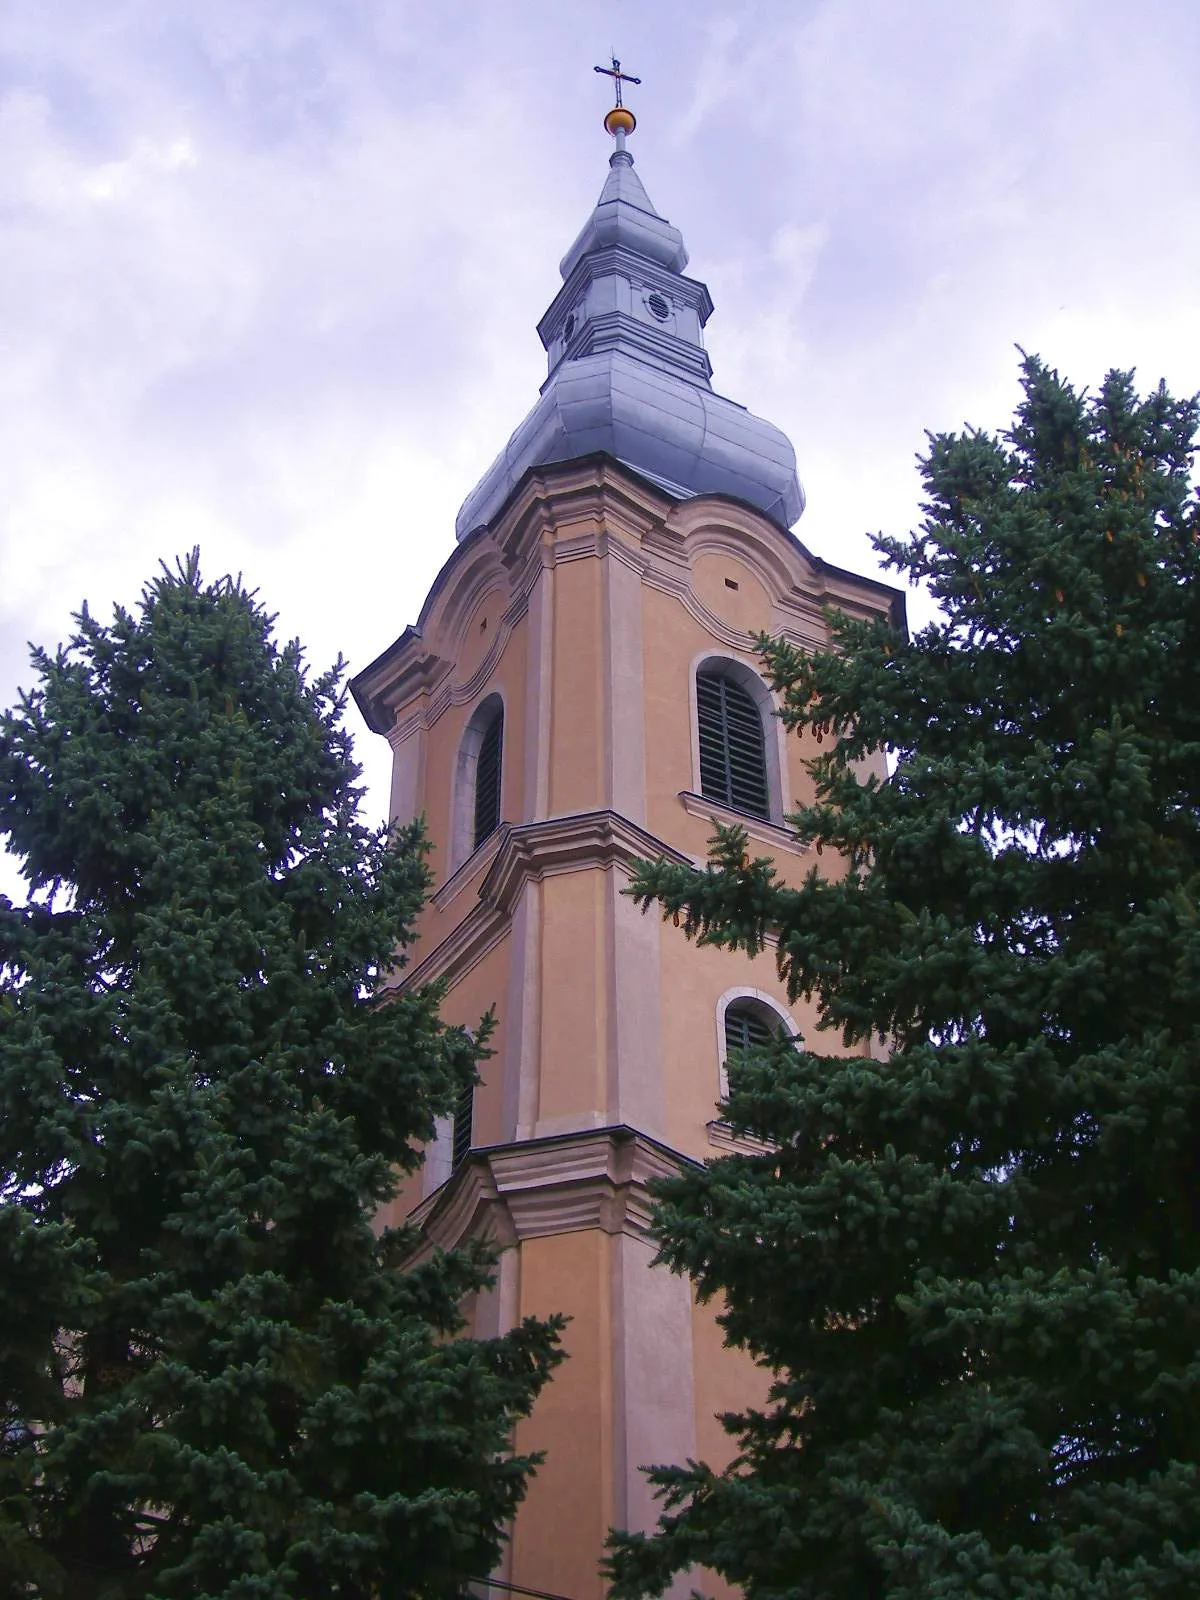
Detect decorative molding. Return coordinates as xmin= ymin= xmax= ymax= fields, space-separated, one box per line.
xmin=715 ymin=985 xmax=801 ymax=1099
xmin=646 ymin=504 xmax=834 ymax=649
xmin=386 ymin=706 xmax=425 ymax=751
xmin=353 ymin=641 xmax=454 ymax=737
xmin=705 ymin=1119 xmax=777 ymax=1156
xmin=552 ymin=530 xmax=606 ymax=566
xmin=451 ymin=608 xmax=522 ymax=709
xmin=480 ymin=808 xmax=684 ymax=915
xmin=406 ymin=1125 xmax=696 ymax=1260
xmin=403 ymin=810 xmax=691 ymax=992
xmin=350 ymin=456 xmax=904 ymax=739
xmin=494 ymin=458 xmax=670 ymax=578
xmin=677 ymin=790 xmax=810 ymax=856
xmin=430 ymin=815 xmax=505 ymax=912
xmin=642 ymin=565 xmax=770 ymax=653
xmin=637 ymin=533 xmax=833 ymax=656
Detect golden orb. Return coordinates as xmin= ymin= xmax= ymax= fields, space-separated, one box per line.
xmin=604 ymin=106 xmax=636 ymax=136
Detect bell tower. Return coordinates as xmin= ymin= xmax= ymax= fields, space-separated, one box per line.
xmin=352 ymin=71 xmax=902 ymax=1600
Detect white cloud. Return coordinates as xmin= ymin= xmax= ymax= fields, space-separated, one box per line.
xmin=1 ymin=0 xmax=1198 ymax=881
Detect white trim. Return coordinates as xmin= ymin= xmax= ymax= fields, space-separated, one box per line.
xmin=400 ymin=809 xmax=691 ymax=994
xmin=676 ymin=789 xmax=809 ymax=855
xmin=687 ymin=648 xmax=791 ymax=826
xmin=424 ymin=1112 xmax=454 ymax=1198
xmin=715 ymin=985 xmax=799 ymax=1100
xmin=407 ymin=1126 xmax=688 ymax=1256
xmin=450 ymin=691 xmax=505 ymax=872
xmin=705 ymin=1118 xmax=776 ymax=1155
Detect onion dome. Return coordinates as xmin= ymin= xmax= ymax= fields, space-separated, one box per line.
xmin=455 ymin=109 xmax=804 ymax=540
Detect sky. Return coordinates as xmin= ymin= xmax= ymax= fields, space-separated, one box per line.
xmin=3 ymin=0 xmax=1199 ymax=863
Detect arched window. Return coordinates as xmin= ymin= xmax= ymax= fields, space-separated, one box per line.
xmin=473 ymin=705 xmax=503 ymax=848
xmin=724 ymin=1000 xmax=775 ymax=1057
xmin=716 ymin=989 xmax=798 ymax=1101
xmin=452 ymin=694 xmax=505 ymax=868
xmin=696 ymin=668 xmax=769 ymax=819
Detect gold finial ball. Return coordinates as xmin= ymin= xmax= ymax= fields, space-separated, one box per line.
xmin=604 ymin=106 xmax=636 ymax=136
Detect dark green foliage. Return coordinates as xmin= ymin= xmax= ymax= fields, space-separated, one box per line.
xmin=0 ymin=555 xmax=562 ymax=1599
xmin=608 ymin=359 xmax=1200 ymax=1598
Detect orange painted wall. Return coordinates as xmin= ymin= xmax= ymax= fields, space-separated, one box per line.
xmin=359 ymin=469 xmax=901 ymax=1597
xmin=538 ymin=869 xmax=608 ymax=1126
xmin=550 ymin=556 xmax=604 ymax=816
xmin=691 ymin=1289 xmax=770 ymax=1472
xmin=432 ymin=939 xmax=512 ymax=1151
xmin=512 ymin=1229 xmax=616 ymax=1600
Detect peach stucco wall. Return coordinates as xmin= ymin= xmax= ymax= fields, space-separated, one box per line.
xmin=435 ymin=941 xmax=512 ymax=1151
xmin=549 ymin=556 xmax=605 ymax=816
xmin=513 ymin=1229 xmax=616 ymax=1600
xmin=539 ymin=868 xmax=607 ymax=1125
xmin=354 ymin=461 xmax=901 ymax=1599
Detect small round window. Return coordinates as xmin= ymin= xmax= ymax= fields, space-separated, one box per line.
xmin=646 ymin=292 xmax=670 ymax=322
xmin=563 ymin=313 xmax=576 ymax=344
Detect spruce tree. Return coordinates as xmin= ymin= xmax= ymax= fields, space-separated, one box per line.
xmin=608 ymin=358 xmax=1200 ymax=1599
xmin=0 ymin=556 xmax=562 ymax=1599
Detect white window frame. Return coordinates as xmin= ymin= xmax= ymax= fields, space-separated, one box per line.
xmin=450 ymin=691 xmax=505 ymax=871
xmin=715 ymin=985 xmax=799 ymax=1099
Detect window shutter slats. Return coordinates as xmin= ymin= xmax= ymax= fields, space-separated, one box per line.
xmin=473 ymin=708 xmax=503 ymax=848
xmin=697 ymin=671 xmax=769 ymax=818
xmin=724 ymin=1003 xmax=774 ymax=1057
xmin=451 ymin=1083 xmax=474 ymax=1170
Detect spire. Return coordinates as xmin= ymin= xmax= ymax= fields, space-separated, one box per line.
xmin=454 ymin=69 xmax=805 ymax=540
xmin=558 ymin=142 xmax=688 ymax=279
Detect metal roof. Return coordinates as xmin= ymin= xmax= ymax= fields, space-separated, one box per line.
xmin=455 ymin=141 xmax=805 ymax=541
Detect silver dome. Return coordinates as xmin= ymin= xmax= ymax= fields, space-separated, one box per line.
xmin=455 ymin=140 xmax=805 ymax=541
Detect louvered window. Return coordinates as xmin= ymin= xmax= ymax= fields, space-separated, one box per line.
xmin=451 ymin=1083 xmax=474 ymax=1170
xmin=724 ymin=1002 xmax=775 ymax=1058
xmin=473 ymin=707 xmax=503 ymax=848
xmin=697 ymin=670 xmax=769 ymax=819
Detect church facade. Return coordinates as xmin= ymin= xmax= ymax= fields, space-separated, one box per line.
xmin=352 ymin=90 xmax=902 ymax=1600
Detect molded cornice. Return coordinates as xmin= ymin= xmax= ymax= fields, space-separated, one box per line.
xmin=405 ymin=1124 xmax=695 ymax=1260
xmin=350 ymin=454 xmax=906 ymax=738
xmin=677 ymin=789 xmax=811 ymax=857
xmin=402 ymin=808 xmax=690 ymax=990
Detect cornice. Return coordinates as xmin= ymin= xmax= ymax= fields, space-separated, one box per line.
xmin=403 ymin=809 xmax=690 ymax=991
xmin=480 ymin=809 xmax=687 ymax=915
xmin=539 ymin=246 xmax=715 ymax=348
xmin=357 ymin=607 xmax=532 ymax=741
xmin=406 ymin=1124 xmax=696 ymax=1259
xmin=493 ymin=457 xmax=673 ymax=575
xmin=353 ymin=639 xmax=453 ymax=737
xmin=705 ymin=1119 xmax=777 ymax=1156
xmin=677 ymin=790 xmax=811 ymax=858
xmin=350 ymin=456 xmax=905 ymax=738
xmin=430 ymin=826 xmax=505 ymax=913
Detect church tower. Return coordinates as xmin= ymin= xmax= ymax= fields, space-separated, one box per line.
xmin=352 ymin=74 xmax=902 ymax=1600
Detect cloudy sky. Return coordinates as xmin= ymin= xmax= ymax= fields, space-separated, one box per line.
xmin=4 ymin=0 xmax=1199 ymax=858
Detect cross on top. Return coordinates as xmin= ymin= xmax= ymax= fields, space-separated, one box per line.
xmin=594 ymin=54 xmax=641 ymax=109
